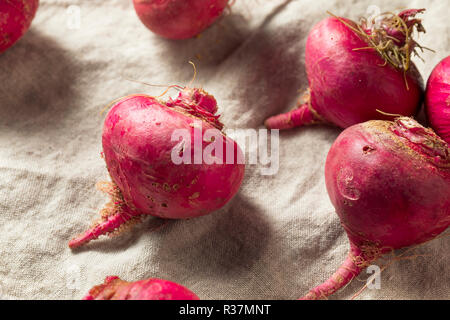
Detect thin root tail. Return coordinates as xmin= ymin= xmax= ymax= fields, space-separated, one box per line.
xmin=69 ymin=210 xmax=141 ymax=249
xmin=299 ymin=245 xmax=368 ymax=300
xmin=264 ymin=102 xmax=321 ymax=130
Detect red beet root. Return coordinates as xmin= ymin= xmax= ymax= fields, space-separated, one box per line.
xmin=426 ymin=56 xmax=450 ymax=144
xmin=132 ymin=0 xmax=229 ymax=40
xmin=301 ymin=118 xmax=450 ymax=300
xmin=69 ymin=87 xmax=245 ymax=249
xmin=84 ymin=276 xmax=199 ymax=300
xmin=265 ymin=9 xmax=425 ymax=130
xmin=0 ymin=0 xmax=39 ymax=53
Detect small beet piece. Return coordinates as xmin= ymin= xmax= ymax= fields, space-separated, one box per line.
xmin=69 ymin=87 xmax=245 ymax=249
xmin=426 ymin=56 xmax=450 ymax=144
xmin=265 ymin=9 xmax=425 ymax=131
xmin=84 ymin=276 xmax=199 ymax=300
xmin=0 ymin=0 xmax=39 ymax=53
xmin=132 ymin=0 xmax=229 ymax=40
xmin=301 ymin=118 xmax=450 ymax=300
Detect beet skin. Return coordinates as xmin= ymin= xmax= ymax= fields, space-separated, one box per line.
xmin=426 ymin=56 xmax=450 ymax=144
xmin=0 ymin=0 xmax=39 ymax=53
xmin=132 ymin=0 xmax=229 ymax=40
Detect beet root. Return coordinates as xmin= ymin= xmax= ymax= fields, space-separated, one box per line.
xmin=84 ymin=276 xmax=199 ymax=300
xmin=69 ymin=87 xmax=245 ymax=249
xmin=301 ymin=118 xmax=450 ymax=300
xmin=426 ymin=56 xmax=450 ymax=144
xmin=132 ymin=0 xmax=229 ymax=40
xmin=0 ymin=0 xmax=39 ymax=53
xmin=265 ymin=9 xmax=425 ymax=131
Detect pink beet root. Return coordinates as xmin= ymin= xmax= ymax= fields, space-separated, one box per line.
xmin=301 ymin=118 xmax=450 ymax=300
xmin=265 ymin=9 xmax=425 ymax=130
xmin=84 ymin=276 xmax=199 ymax=300
xmin=69 ymin=87 xmax=245 ymax=249
xmin=132 ymin=0 xmax=229 ymax=40
xmin=0 ymin=0 xmax=39 ymax=53
xmin=426 ymin=56 xmax=450 ymax=144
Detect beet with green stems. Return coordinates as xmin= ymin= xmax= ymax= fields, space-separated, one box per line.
xmin=301 ymin=117 xmax=450 ymax=300
xmin=265 ymin=9 xmax=426 ymax=131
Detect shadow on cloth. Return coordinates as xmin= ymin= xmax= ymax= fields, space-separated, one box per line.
xmin=154 ymin=0 xmax=295 ymax=69
xmin=155 ymin=10 xmax=250 ymax=68
xmin=152 ymin=193 xmax=272 ymax=278
xmin=0 ymin=30 xmax=81 ymax=134
xmin=208 ymin=18 xmax=309 ymax=128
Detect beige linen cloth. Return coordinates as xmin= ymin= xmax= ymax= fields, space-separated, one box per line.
xmin=0 ymin=0 xmax=449 ymax=300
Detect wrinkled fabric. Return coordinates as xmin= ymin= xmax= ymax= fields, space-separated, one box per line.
xmin=0 ymin=0 xmax=448 ymax=300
